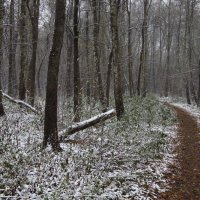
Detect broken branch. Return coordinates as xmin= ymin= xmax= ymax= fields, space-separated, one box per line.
xmin=3 ymin=93 xmax=38 ymax=113
xmin=59 ymin=109 xmax=116 ymax=141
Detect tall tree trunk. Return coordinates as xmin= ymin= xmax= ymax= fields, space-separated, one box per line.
xmin=0 ymin=0 xmax=5 ymax=116
xmin=66 ymin=0 xmax=73 ymax=98
xmin=27 ymin=0 xmax=40 ymax=106
xmin=164 ymin=0 xmax=172 ymax=97
xmin=92 ymin=0 xmax=106 ymax=111
xmin=158 ymin=0 xmax=163 ymax=96
xmin=8 ymin=0 xmax=17 ymax=97
xmin=127 ymin=0 xmax=134 ymax=97
xmin=86 ymin=11 xmax=91 ymax=105
xmin=19 ymin=0 xmax=26 ymax=100
xmin=110 ymin=0 xmax=125 ymax=120
xmin=187 ymin=0 xmax=197 ymax=103
xmin=106 ymin=49 xmax=113 ymax=107
xmin=43 ymin=0 xmax=66 ymax=151
xmin=185 ymin=79 xmax=191 ymax=105
xmin=197 ymin=59 xmax=200 ymax=107
xmin=137 ymin=0 xmax=149 ymax=97
xmin=73 ymin=0 xmax=81 ymax=122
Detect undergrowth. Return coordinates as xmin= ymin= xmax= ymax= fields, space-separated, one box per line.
xmin=0 ymin=95 xmax=176 ymax=199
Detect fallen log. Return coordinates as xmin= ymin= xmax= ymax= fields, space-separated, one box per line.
xmin=59 ymin=109 xmax=116 ymax=141
xmin=3 ymin=93 xmax=38 ymax=113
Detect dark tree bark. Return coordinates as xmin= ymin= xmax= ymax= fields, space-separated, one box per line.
xmin=66 ymin=0 xmax=73 ymax=98
xmin=73 ymin=0 xmax=81 ymax=122
xmin=92 ymin=0 xmax=106 ymax=111
xmin=43 ymin=0 xmax=66 ymax=151
xmin=186 ymin=79 xmax=191 ymax=105
xmin=187 ymin=0 xmax=197 ymax=103
xmin=26 ymin=0 xmax=40 ymax=106
xmin=110 ymin=0 xmax=125 ymax=120
xmin=0 ymin=83 xmax=4 ymax=116
xmin=8 ymin=0 xmax=17 ymax=97
xmin=106 ymin=49 xmax=113 ymax=107
xmin=0 ymin=0 xmax=5 ymax=116
xmin=137 ymin=0 xmax=149 ymax=97
xmin=197 ymin=59 xmax=200 ymax=107
xmin=126 ymin=0 xmax=134 ymax=97
xmin=19 ymin=0 xmax=26 ymax=100
xmin=164 ymin=0 xmax=172 ymax=97
xmin=86 ymin=11 xmax=91 ymax=104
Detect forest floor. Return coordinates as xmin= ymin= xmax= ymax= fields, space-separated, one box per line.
xmin=159 ymin=103 xmax=200 ymax=200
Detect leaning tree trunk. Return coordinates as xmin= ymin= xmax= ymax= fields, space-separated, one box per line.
xmin=27 ymin=0 xmax=40 ymax=106
xmin=73 ymin=0 xmax=81 ymax=122
xmin=110 ymin=0 xmax=125 ymax=120
xmin=43 ymin=0 xmax=66 ymax=151
xmin=19 ymin=0 xmax=26 ymax=100
xmin=0 ymin=0 xmax=5 ymax=116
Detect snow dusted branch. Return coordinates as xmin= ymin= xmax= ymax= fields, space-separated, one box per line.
xmin=3 ymin=93 xmax=38 ymax=114
xmin=59 ymin=109 xmax=116 ymax=141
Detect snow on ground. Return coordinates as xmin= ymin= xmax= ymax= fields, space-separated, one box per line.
xmin=0 ymin=96 xmax=177 ymax=199
xmin=161 ymin=96 xmax=200 ymax=126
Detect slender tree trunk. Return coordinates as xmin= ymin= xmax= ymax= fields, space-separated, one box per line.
xmin=158 ymin=0 xmax=163 ymax=96
xmin=127 ymin=0 xmax=134 ymax=97
xmin=86 ymin=11 xmax=91 ymax=105
xmin=137 ymin=0 xmax=149 ymax=97
xmin=197 ymin=59 xmax=200 ymax=107
xmin=92 ymin=0 xmax=106 ymax=111
xmin=19 ymin=0 xmax=26 ymax=100
xmin=8 ymin=0 xmax=17 ymax=97
xmin=106 ymin=49 xmax=113 ymax=107
xmin=73 ymin=0 xmax=81 ymax=122
xmin=186 ymin=79 xmax=191 ymax=105
xmin=27 ymin=0 xmax=40 ymax=106
xmin=110 ymin=0 xmax=124 ymax=120
xmin=187 ymin=0 xmax=197 ymax=103
xmin=151 ymin=23 xmax=156 ymax=93
xmin=66 ymin=0 xmax=73 ymax=98
xmin=43 ymin=0 xmax=66 ymax=151
xmin=164 ymin=0 xmax=172 ymax=97
xmin=0 ymin=0 xmax=5 ymax=116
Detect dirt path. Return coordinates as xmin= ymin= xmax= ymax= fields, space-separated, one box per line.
xmin=159 ymin=104 xmax=200 ymax=200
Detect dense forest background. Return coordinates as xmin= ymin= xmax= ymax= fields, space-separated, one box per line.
xmin=1 ymin=0 xmax=200 ymax=146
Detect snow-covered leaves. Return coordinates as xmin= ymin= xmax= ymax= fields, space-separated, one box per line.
xmin=0 ymin=96 xmax=176 ymax=199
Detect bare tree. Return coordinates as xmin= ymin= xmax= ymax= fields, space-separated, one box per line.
xmin=137 ymin=0 xmax=150 ymax=97
xmin=66 ymin=0 xmax=73 ymax=98
xmin=110 ymin=0 xmax=125 ymax=119
xmin=164 ymin=0 xmax=172 ymax=97
xmin=8 ymin=0 xmax=17 ymax=97
xmin=85 ymin=11 xmax=91 ymax=104
xmin=19 ymin=0 xmax=26 ymax=100
xmin=73 ymin=0 xmax=81 ymax=122
xmin=26 ymin=0 xmax=40 ymax=105
xmin=43 ymin=0 xmax=66 ymax=151
xmin=126 ymin=0 xmax=134 ymax=97
xmin=0 ymin=0 xmax=5 ymax=116
xmin=92 ymin=0 xmax=106 ymax=111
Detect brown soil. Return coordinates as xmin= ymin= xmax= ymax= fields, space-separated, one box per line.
xmin=159 ymin=104 xmax=200 ymax=200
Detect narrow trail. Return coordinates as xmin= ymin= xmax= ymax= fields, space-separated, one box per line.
xmin=160 ymin=104 xmax=200 ymax=200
